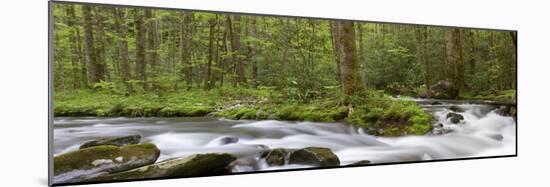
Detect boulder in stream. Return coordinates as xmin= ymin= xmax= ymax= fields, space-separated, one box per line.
xmin=446 ymin=112 xmax=464 ymax=124
xmin=288 ymin=147 xmax=340 ymax=167
xmin=54 ymin=143 xmax=160 ymax=183
xmin=348 ymin=160 xmax=371 ymax=166
xmin=449 ymin=105 xmax=465 ymax=112
xmin=263 ymin=148 xmax=288 ymax=166
xmin=79 ymin=134 xmax=141 ymax=149
xmin=88 ymin=153 xmax=237 ymax=182
xmin=429 ymin=80 xmax=459 ymax=99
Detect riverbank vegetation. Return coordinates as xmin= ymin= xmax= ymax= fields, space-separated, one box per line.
xmin=53 ymin=3 xmax=516 ymax=136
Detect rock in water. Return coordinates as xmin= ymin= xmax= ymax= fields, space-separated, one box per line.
xmin=348 ymin=160 xmax=371 ymax=166
xmin=54 ymin=143 xmax=160 ymax=184
xmin=487 ymin=134 xmax=504 ymax=141
xmin=446 ymin=112 xmax=464 ymax=124
xmin=449 ymin=105 xmax=465 ymax=112
xmin=288 ymin=147 xmax=340 ymax=167
xmin=263 ymin=148 xmax=288 ymax=166
xmin=79 ymin=135 xmax=141 ymax=149
xmin=217 ymin=136 xmax=239 ymax=145
xmin=429 ymin=80 xmax=459 ymax=99
xmin=88 ymin=153 xmax=237 ymax=182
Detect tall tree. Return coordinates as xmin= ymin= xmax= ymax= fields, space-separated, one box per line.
xmin=180 ymin=11 xmax=194 ymax=89
xmin=93 ymin=7 xmax=107 ymax=81
xmin=357 ymin=24 xmax=367 ymax=87
xmin=113 ymin=8 xmax=132 ymax=92
xmin=249 ymin=18 xmax=259 ymax=87
xmin=205 ymin=16 xmax=217 ymax=90
xmin=329 ymin=21 xmax=343 ymax=83
xmin=446 ymin=28 xmax=464 ymax=91
xmin=334 ymin=21 xmax=364 ymax=101
xmin=228 ymin=15 xmax=246 ymax=86
xmin=64 ymin=4 xmax=82 ymax=89
xmin=145 ymin=9 xmax=160 ymax=90
xmin=82 ymin=5 xmax=100 ymax=84
xmin=415 ymin=26 xmax=429 ymax=85
xmin=134 ymin=8 xmax=147 ymax=90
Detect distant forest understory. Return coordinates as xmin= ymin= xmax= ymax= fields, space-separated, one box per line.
xmin=53 ymin=3 xmax=516 ymax=136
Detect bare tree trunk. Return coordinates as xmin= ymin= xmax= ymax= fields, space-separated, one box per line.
xmin=180 ymin=11 xmax=194 ymax=89
xmin=249 ymin=18 xmax=259 ymax=87
xmin=334 ymin=21 xmax=364 ymax=101
xmin=64 ymin=4 xmax=81 ymax=89
xmin=114 ymin=8 xmax=132 ymax=92
xmin=82 ymin=5 xmax=100 ymax=84
xmin=93 ymin=7 xmax=107 ymax=82
xmin=329 ymin=22 xmax=342 ymax=83
xmin=357 ymin=24 xmax=367 ymax=87
xmin=416 ymin=26 xmax=429 ymax=85
xmin=134 ymin=8 xmax=147 ymax=91
xmin=205 ymin=17 xmax=217 ymax=90
xmin=446 ymin=28 xmax=464 ymax=91
xmin=146 ymin=9 xmax=160 ymax=90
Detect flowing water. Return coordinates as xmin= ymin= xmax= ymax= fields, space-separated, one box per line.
xmin=53 ymin=99 xmax=516 ymax=172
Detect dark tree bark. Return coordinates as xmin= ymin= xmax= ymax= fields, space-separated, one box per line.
xmin=205 ymin=17 xmax=217 ymax=90
xmin=357 ymin=24 xmax=367 ymax=87
xmin=93 ymin=7 xmax=107 ymax=81
xmin=446 ymin=28 xmax=464 ymax=91
xmin=227 ymin=15 xmax=246 ymax=86
xmin=82 ymin=5 xmax=100 ymax=83
xmin=113 ymin=8 xmax=132 ymax=92
xmin=415 ymin=26 xmax=429 ymax=85
xmin=145 ymin=9 xmax=160 ymax=90
xmin=64 ymin=4 xmax=82 ymax=89
xmin=249 ymin=18 xmax=259 ymax=88
xmin=329 ymin=22 xmax=342 ymax=83
xmin=468 ymin=30 xmax=476 ymax=75
xmin=180 ymin=11 xmax=194 ymax=89
xmin=334 ymin=21 xmax=364 ymax=100
xmin=134 ymin=9 xmax=147 ymax=90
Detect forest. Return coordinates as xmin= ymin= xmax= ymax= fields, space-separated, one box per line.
xmin=53 ymin=3 xmax=516 ymax=137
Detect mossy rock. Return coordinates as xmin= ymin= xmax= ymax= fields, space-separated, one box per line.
xmin=449 ymin=105 xmax=465 ymax=112
xmin=446 ymin=112 xmax=464 ymax=124
xmin=263 ymin=148 xmax=288 ymax=166
xmin=79 ymin=135 xmax=141 ymax=149
xmin=288 ymin=147 xmax=340 ymax=167
xmin=54 ymin=143 xmax=160 ymax=184
xmin=88 ymin=153 xmax=237 ymax=182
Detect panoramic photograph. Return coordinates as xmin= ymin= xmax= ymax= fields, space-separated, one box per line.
xmin=51 ymin=2 xmax=517 ymax=185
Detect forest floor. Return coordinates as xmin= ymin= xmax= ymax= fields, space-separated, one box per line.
xmin=54 ymin=87 xmax=433 ymax=136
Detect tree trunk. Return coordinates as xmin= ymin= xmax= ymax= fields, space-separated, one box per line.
xmin=357 ymin=24 xmax=367 ymax=87
xmin=468 ymin=30 xmax=476 ymax=75
xmin=145 ymin=9 xmax=160 ymax=90
xmin=205 ymin=17 xmax=217 ymax=90
xmin=415 ymin=26 xmax=429 ymax=85
xmin=93 ymin=7 xmax=107 ymax=82
xmin=329 ymin=22 xmax=342 ymax=83
xmin=446 ymin=28 xmax=464 ymax=91
xmin=180 ymin=11 xmax=194 ymax=89
xmin=82 ymin=5 xmax=100 ymax=84
xmin=249 ymin=18 xmax=259 ymax=87
xmin=64 ymin=4 xmax=81 ymax=89
xmin=228 ymin=15 xmax=246 ymax=86
xmin=114 ymin=8 xmax=132 ymax=92
xmin=334 ymin=21 xmax=364 ymax=101
xmin=134 ymin=8 xmax=147 ymax=90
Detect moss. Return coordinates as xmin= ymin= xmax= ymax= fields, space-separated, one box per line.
xmin=459 ymin=89 xmax=516 ymax=102
xmin=54 ymin=143 xmax=160 ymax=177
